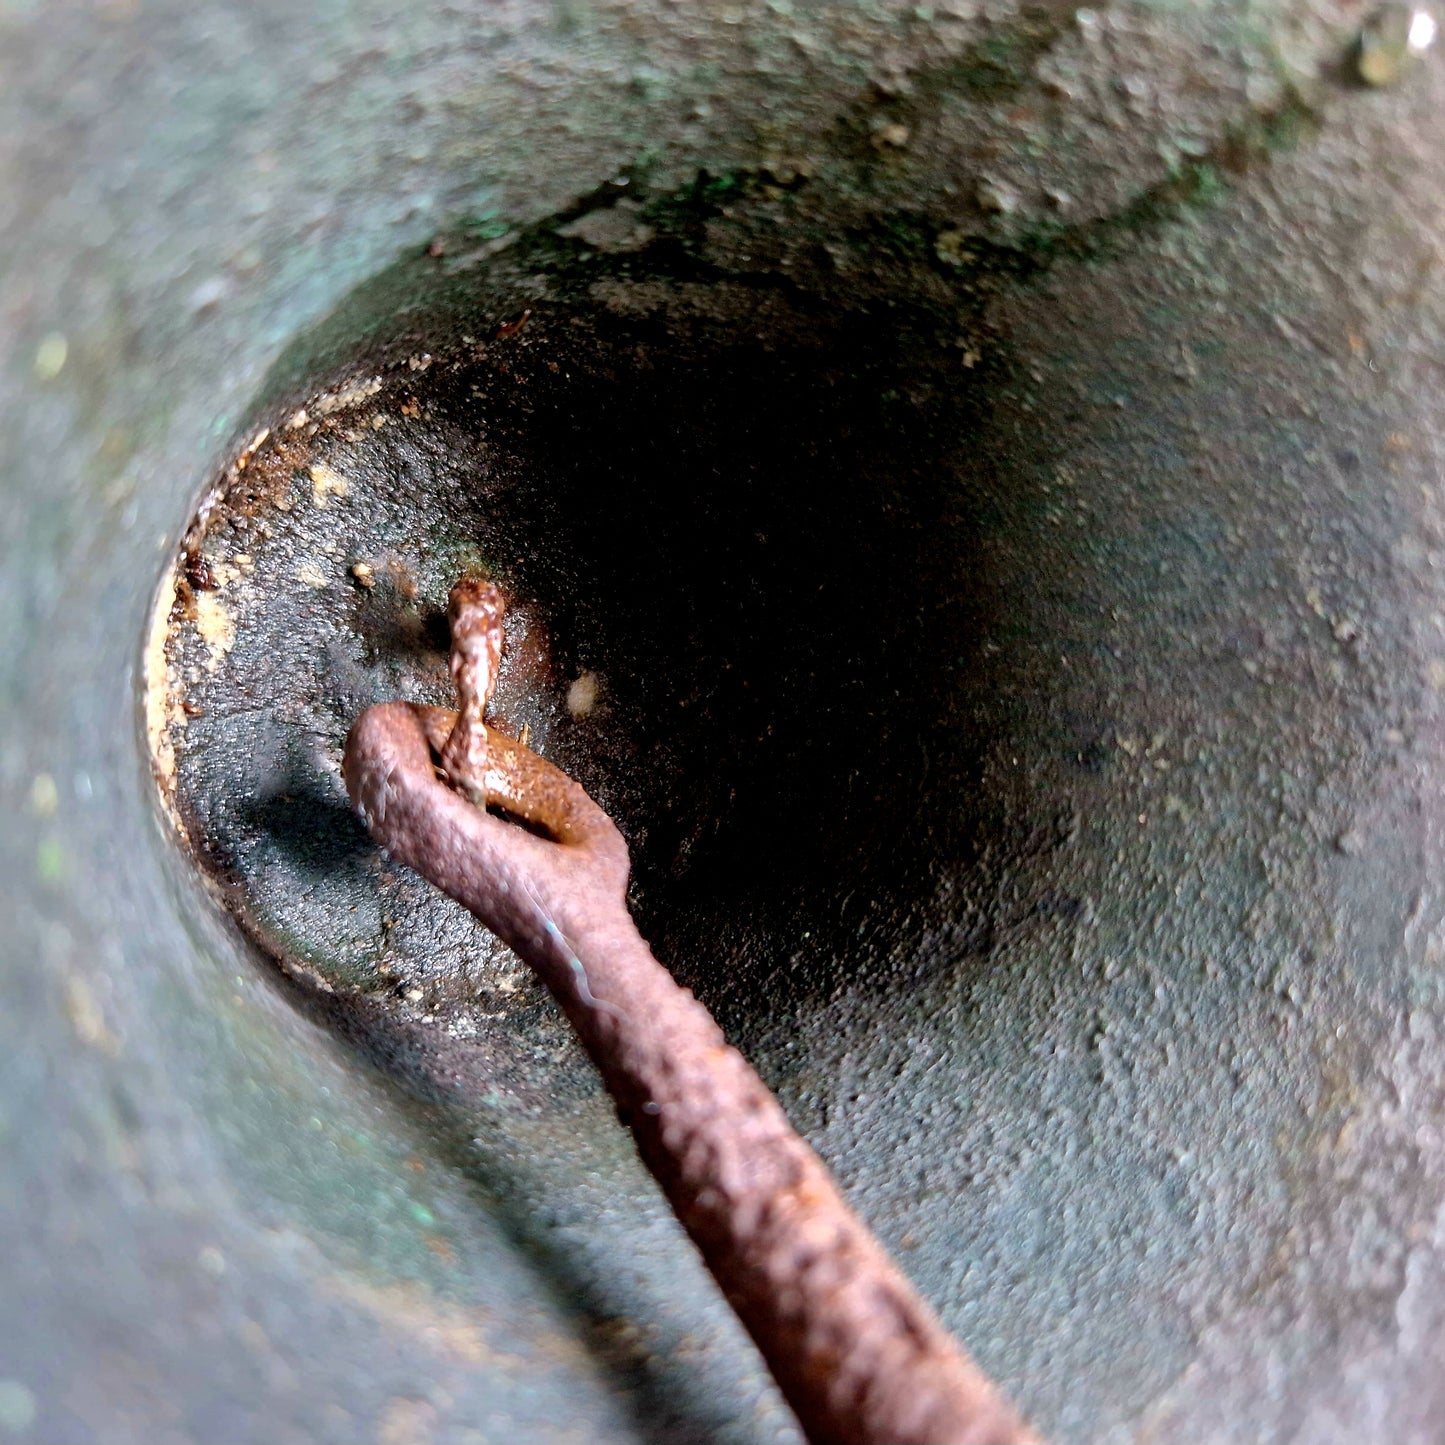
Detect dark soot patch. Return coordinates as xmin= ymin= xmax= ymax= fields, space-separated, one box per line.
xmin=161 ymin=232 xmax=1018 ymax=1060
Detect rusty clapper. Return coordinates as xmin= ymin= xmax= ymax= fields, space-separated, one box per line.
xmin=342 ymin=578 xmax=1036 ymax=1445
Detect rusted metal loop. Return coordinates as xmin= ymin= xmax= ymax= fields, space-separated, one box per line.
xmin=341 ymin=581 xmax=1038 ymax=1445
xmin=414 ymin=703 xmax=614 ymax=854
xmin=345 ymin=700 xmax=628 ymax=964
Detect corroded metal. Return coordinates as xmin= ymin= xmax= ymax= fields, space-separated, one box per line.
xmin=9 ymin=3 xmax=1445 ymax=1442
xmin=344 ymin=581 xmax=1034 ymax=1445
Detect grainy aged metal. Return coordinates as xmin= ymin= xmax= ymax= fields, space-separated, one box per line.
xmin=5 ymin=2 xmax=1445 ymax=1441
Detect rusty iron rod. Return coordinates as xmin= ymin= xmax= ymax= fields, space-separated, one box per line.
xmin=342 ymin=580 xmax=1037 ymax=1445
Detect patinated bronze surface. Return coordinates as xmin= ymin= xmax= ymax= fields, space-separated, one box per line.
xmin=7 ymin=5 xmax=1445 ymax=1442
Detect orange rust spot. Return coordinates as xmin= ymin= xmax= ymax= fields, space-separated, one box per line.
xmin=495 ymin=307 xmax=532 ymax=339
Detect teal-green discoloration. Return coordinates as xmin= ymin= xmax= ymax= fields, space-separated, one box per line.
xmin=9 ymin=2 xmax=1445 ymax=1442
